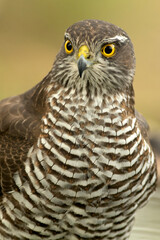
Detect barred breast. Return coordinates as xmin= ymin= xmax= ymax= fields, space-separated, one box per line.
xmin=0 ymin=87 xmax=156 ymax=240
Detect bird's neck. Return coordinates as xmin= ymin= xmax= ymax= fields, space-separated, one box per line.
xmin=44 ymin=81 xmax=135 ymax=113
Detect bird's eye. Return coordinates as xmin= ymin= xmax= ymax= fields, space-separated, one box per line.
xmin=101 ymin=44 xmax=115 ymax=58
xmin=65 ymin=40 xmax=73 ymax=54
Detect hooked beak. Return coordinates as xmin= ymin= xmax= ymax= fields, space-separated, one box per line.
xmin=77 ymin=45 xmax=91 ymax=78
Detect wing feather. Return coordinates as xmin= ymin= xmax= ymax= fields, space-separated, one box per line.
xmin=0 ymin=75 xmax=50 ymax=196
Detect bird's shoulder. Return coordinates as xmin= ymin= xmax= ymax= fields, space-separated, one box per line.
xmin=0 ymin=90 xmax=41 ymax=140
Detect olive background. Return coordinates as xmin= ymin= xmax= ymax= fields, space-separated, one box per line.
xmin=0 ymin=0 xmax=160 ymax=132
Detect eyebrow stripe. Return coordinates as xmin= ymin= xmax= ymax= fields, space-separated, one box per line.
xmin=105 ymin=35 xmax=128 ymax=43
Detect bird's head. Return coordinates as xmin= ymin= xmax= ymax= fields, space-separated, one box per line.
xmin=52 ymin=20 xmax=136 ymax=96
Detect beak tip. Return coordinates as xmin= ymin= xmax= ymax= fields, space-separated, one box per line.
xmin=78 ymin=55 xmax=87 ymax=78
xmin=79 ymin=71 xmax=82 ymax=78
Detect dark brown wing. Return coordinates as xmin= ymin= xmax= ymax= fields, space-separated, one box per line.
xmin=0 ymin=94 xmax=40 ymax=139
xmin=0 ymin=74 xmax=50 ymax=196
xmin=135 ymin=110 xmax=150 ymax=143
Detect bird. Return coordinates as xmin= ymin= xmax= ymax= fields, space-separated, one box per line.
xmin=0 ymin=19 xmax=157 ymax=240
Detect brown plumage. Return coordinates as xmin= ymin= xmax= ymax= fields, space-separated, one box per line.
xmin=0 ymin=20 xmax=157 ymax=240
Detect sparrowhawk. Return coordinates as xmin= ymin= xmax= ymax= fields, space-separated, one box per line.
xmin=0 ymin=19 xmax=157 ymax=240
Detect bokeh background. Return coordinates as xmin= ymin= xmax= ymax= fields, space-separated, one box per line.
xmin=0 ymin=0 xmax=160 ymax=239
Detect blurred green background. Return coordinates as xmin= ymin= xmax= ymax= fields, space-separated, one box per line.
xmin=0 ymin=0 xmax=160 ymax=130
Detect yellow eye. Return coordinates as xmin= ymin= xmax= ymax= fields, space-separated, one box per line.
xmin=101 ymin=43 xmax=115 ymax=58
xmin=65 ymin=40 xmax=73 ymax=54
